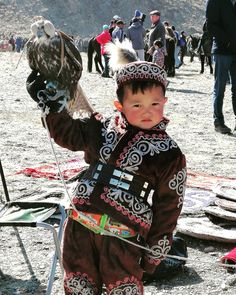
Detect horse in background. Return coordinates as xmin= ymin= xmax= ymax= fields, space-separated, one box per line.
xmin=187 ymin=32 xmax=213 ymax=74
xmin=164 ymin=26 xmax=176 ymax=77
xmin=87 ymin=36 xmax=104 ymax=73
xmin=197 ymin=30 xmax=213 ymax=74
xmin=164 ymin=37 xmax=176 ymax=77
xmin=187 ymin=33 xmax=202 ymax=62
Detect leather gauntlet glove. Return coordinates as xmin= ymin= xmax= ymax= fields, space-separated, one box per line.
xmin=26 ymin=70 xmax=68 ymax=114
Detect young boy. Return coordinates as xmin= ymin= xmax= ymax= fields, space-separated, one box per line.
xmin=152 ymin=38 xmax=165 ymax=68
xmin=26 ymin=41 xmax=186 ymax=294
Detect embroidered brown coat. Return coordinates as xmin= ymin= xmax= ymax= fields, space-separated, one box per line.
xmin=45 ymin=110 xmax=187 ymax=274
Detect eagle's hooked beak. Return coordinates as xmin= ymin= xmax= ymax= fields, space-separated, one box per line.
xmin=37 ymin=28 xmax=44 ymax=38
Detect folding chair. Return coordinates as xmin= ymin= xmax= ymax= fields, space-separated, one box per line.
xmin=0 ymin=159 xmax=66 ymax=295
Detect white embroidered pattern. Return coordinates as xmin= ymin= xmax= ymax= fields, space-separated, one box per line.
xmin=157 ymin=120 xmax=168 ymax=130
xmin=147 ymin=235 xmax=171 ymax=260
xmin=109 ymin=283 xmax=141 ymax=295
xmin=116 ymin=61 xmax=168 ymax=89
xmin=107 ymin=276 xmax=142 ymax=295
xmin=65 ymin=272 xmax=98 ymax=295
xmin=120 ymin=134 xmax=178 ymax=172
xmin=99 ymin=119 xmax=120 ymax=162
xmin=74 ymin=179 xmax=96 ymax=204
xmin=169 ymin=167 xmax=187 ymax=208
xmin=102 ymin=187 xmax=153 ymax=226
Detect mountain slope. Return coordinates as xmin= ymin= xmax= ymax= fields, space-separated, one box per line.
xmin=0 ymin=0 xmax=206 ymax=37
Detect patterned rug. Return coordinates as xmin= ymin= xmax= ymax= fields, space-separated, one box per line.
xmin=14 ymin=153 xmax=236 ymax=190
xmin=177 ymin=216 xmax=236 ymax=243
xmin=182 ymin=187 xmax=216 ymax=214
xmin=12 ymin=156 xmax=236 ymax=242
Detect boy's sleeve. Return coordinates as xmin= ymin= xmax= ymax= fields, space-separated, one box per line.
xmin=141 ymin=153 xmax=187 ymax=274
xmin=44 ymin=110 xmax=93 ymax=151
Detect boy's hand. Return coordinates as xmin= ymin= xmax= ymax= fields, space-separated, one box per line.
xmin=26 ymin=70 xmax=46 ymax=102
xmin=37 ymin=88 xmax=68 ymax=114
xmin=26 ymin=70 xmax=68 ymax=114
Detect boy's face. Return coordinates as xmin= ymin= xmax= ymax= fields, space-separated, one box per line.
xmin=117 ymin=85 xmax=167 ymax=130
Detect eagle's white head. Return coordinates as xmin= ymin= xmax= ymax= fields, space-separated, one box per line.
xmin=31 ymin=18 xmax=56 ymax=41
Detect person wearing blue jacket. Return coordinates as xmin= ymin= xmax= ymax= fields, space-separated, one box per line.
xmin=127 ymin=17 xmax=146 ymax=60
xmin=206 ymin=0 xmax=236 ymax=134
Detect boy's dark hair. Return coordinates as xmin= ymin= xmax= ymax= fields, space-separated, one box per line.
xmin=153 ymin=39 xmax=163 ymax=48
xmin=117 ymin=80 xmax=165 ymax=103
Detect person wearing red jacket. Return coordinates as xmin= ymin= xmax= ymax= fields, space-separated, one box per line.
xmin=96 ymin=25 xmax=111 ymax=78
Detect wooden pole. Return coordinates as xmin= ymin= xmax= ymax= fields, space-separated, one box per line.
xmin=0 ymin=159 xmax=10 ymax=202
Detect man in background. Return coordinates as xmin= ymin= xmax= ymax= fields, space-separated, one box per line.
xmin=147 ymin=10 xmax=166 ymax=61
xmin=112 ymin=20 xmax=126 ymax=42
xmin=206 ymin=0 xmax=236 ymax=134
xmin=172 ymin=25 xmax=181 ymax=68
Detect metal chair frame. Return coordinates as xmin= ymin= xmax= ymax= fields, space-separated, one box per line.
xmin=0 ymin=159 xmax=66 ymax=295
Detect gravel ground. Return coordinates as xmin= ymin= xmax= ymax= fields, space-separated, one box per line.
xmin=0 ymin=51 xmax=236 ymax=295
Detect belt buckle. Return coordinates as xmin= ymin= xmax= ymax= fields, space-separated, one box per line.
xmin=110 ymin=169 xmax=133 ymax=191
xmin=140 ymin=182 xmax=150 ymax=198
xmin=109 ymin=177 xmax=130 ymax=190
xmin=113 ymin=169 xmax=134 ymax=182
xmin=93 ymin=163 xmax=103 ymax=180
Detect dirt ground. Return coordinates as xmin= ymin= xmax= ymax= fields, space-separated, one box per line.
xmin=0 ymin=51 xmax=236 ymax=295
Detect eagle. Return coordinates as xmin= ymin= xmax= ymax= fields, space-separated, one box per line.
xmin=26 ymin=16 xmax=94 ymax=114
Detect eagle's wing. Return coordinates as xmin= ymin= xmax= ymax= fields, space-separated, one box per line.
xmin=58 ymin=30 xmax=83 ymax=71
xmin=26 ymin=40 xmax=38 ymax=71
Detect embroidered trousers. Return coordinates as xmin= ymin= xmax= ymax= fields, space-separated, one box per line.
xmin=62 ymin=218 xmax=144 ymax=294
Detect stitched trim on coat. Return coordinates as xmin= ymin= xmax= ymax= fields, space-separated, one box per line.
xmin=100 ymin=186 xmax=153 ymax=229
xmin=169 ymin=167 xmax=187 ymax=208
xmin=146 ymin=235 xmax=171 ymax=263
xmin=64 ymin=271 xmax=98 ymax=295
xmin=117 ymin=132 xmax=178 ymax=173
xmin=73 ymin=179 xmax=96 ymax=205
xmin=107 ymin=275 xmax=143 ymax=295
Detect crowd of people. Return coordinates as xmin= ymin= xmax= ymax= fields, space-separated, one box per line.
xmin=95 ymin=9 xmax=189 ymax=79
xmin=0 ymin=33 xmax=28 ymax=52
xmin=94 ymin=3 xmax=235 ymax=136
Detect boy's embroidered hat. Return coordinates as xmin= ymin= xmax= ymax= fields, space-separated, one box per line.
xmin=105 ymin=39 xmax=168 ymax=90
xmin=115 ymin=61 xmax=168 ymax=90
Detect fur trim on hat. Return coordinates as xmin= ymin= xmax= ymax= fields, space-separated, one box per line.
xmin=105 ymin=39 xmax=168 ymax=91
xmin=105 ymin=39 xmax=138 ymax=71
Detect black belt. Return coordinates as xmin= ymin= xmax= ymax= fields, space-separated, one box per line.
xmin=91 ymin=162 xmax=154 ymax=199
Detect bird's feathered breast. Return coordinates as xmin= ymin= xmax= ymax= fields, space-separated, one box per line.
xmin=26 ymin=34 xmax=83 ymax=91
